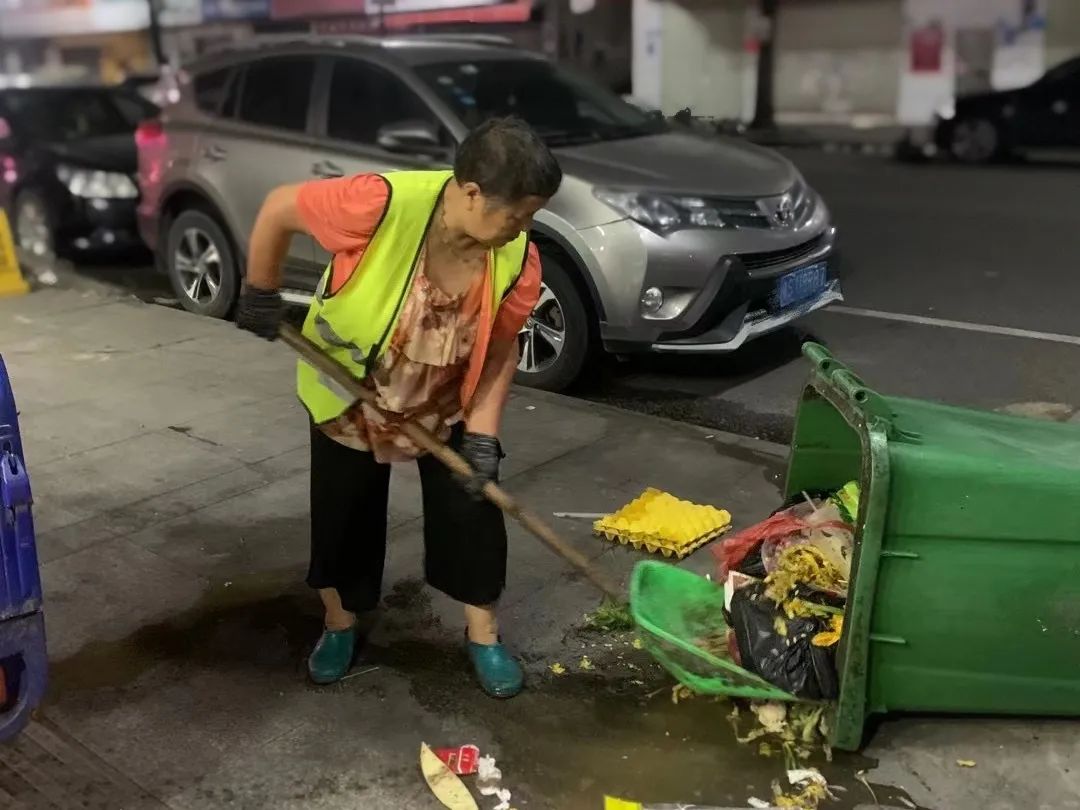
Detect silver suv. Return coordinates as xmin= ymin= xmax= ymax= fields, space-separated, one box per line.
xmin=137 ymin=34 xmax=839 ymax=392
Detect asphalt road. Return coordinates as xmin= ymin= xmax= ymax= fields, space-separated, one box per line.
xmin=63 ymin=150 xmax=1080 ymax=442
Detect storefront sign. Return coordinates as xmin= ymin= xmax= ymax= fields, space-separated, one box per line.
xmin=364 ymin=0 xmax=530 ymax=28
xmin=312 ymin=17 xmax=375 ymax=34
xmin=201 ymin=0 xmax=270 ymax=21
xmin=368 ymin=0 xmax=501 ymax=12
xmin=160 ymin=0 xmax=204 ymax=27
xmin=1 ymin=0 xmax=150 ymax=37
xmin=271 ymin=0 xmax=362 ymax=20
xmin=0 ymin=0 xmax=90 ymax=9
xmin=909 ymin=19 xmax=944 ymax=72
xmin=898 ymin=0 xmax=1047 ymax=125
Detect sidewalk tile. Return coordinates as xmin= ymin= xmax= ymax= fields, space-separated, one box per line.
xmin=41 ymin=537 xmax=206 ymax=660
xmin=35 ymin=466 xmax=274 ymax=564
xmin=29 ymin=429 xmax=245 ymax=534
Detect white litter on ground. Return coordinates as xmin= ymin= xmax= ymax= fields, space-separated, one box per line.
xmin=787 ymin=768 xmax=827 ymax=787
xmin=486 ymin=787 xmax=511 ymax=810
xmin=35 ymin=268 xmax=59 ymax=286
xmin=477 ymin=755 xmax=512 ymax=810
xmin=477 ymin=755 xmax=501 ymax=784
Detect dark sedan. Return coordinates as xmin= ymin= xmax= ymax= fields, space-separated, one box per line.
xmin=0 ymin=85 xmax=157 ymax=259
xmin=935 ymin=55 xmax=1080 ymax=162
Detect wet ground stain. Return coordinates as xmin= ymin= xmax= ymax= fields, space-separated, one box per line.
xmin=47 ymin=571 xmax=928 ymax=810
xmin=49 ymin=569 xmax=317 ymax=693
xmin=394 ymin=639 xmax=925 ymax=809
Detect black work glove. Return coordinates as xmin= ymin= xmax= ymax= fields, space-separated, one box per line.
xmin=235 ymin=285 xmax=284 ymax=341
xmin=456 ymin=432 xmax=504 ymax=499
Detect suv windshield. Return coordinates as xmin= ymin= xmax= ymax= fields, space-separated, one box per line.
xmin=414 ymin=58 xmax=665 ymax=146
xmin=3 ymin=89 xmax=150 ymax=141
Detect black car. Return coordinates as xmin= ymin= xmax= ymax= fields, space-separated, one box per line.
xmin=935 ymin=55 xmax=1080 ymax=162
xmin=0 ymin=85 xmax=158 ymax=259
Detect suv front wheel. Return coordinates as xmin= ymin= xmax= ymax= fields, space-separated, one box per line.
xmin=166 ymin=210 xmax=239 ymax=318
xmin=515 ymin=254 xmax=591 ymax=392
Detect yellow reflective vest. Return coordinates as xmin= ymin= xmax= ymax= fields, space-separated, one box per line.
xmin=297 ymin=169 xmax=529 ymax=424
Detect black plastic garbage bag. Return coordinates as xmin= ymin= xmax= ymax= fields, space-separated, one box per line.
xmin=735 ymin=548 xmax=768 ymax=578
xmin=729 ymin=584 xmax=839 ymax=700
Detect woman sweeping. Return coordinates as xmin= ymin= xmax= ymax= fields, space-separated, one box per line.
xmin=235 ymin=117 xmax=562 ymax=697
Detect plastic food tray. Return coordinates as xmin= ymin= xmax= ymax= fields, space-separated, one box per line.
xmin=594 ymin=488 xmax=731 ymax=558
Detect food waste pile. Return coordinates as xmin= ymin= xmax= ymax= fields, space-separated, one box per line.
xmin=713 ymin=483 xmax=858 ymax=702
xmin=659 ymin=483 xmax=863 ymax=809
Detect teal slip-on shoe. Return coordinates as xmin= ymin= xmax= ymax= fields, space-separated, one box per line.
xmin=307 ymin=627 xmax=357 ymax=685
xmin=467 ymin=639 xmax=524 ymax=699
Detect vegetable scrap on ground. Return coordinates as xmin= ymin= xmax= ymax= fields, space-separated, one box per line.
xmin=583 ymin=599 xmax=636 ymax=633
xmin=643 ymin=483 xmax=862 ymax=808
xmin=553 ymin=486 xmax=861 ymax=808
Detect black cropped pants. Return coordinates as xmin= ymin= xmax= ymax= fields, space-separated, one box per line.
xmin=306 ymin=425 xmax=507 ymax=613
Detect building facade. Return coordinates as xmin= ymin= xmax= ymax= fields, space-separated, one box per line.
xmin=632 ymin=0 xmax=1080 ymax=126
xmin=0 ymin=0 xmax=631 ymax=92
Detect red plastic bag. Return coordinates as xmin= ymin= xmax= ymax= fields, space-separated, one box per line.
xmin=712 ymin=507 xmax=809 ymax=579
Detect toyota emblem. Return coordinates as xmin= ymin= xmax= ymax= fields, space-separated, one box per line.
xmin=773 ymin=195 xmax=794 ymax=226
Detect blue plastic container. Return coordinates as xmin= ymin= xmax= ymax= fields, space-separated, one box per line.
xmin=0 ymin=354 xmax=47 ymax=741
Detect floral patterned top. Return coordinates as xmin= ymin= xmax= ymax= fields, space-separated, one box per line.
xmin=321 ymin=250 xmax=485 ymax=462
xmin=296 ymin=172 xmax=542 ymax=460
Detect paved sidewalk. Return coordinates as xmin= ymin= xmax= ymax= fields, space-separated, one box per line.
xmin=1 ymin=287 xmax=1077 ymax=810
xmin=746 ymin=124 xmax=907 ymax=157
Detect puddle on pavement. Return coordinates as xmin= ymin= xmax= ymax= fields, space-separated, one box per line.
xmin=49 ymin=572 xmax=925 ymax=810
xmin=394 ymin=638 xmax=923 ymax=810
xmin=49 ymin=568 xmax=317 ymax=693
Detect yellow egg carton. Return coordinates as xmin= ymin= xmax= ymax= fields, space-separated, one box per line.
xmin=593 ymin=487 xmax=731 ymax=558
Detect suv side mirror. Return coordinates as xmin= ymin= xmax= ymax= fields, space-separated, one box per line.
xmin=376 ymin=120 xmax=445 ymax=157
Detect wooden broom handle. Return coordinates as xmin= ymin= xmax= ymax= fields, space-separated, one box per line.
xmin=279 ymin=323 xmax=622 ymax=601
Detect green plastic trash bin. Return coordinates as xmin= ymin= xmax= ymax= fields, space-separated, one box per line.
xmin=633 ymin=342 xmax=1080 ymax=751
xmin=796 ymin=342 xmax=1080 ymax=749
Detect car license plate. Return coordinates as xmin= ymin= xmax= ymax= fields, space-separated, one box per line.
xmin=776 ymin=262 xmax=827 ymax=309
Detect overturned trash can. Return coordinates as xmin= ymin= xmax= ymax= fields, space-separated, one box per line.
xmin=632 ymin=343 xmax=1080 ymax=751
xmin=0 ymin=355 xmax=47 ymax=742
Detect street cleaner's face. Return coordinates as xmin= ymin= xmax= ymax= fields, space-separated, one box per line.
xmin=460 ymin=183 xmax=549 ymax=248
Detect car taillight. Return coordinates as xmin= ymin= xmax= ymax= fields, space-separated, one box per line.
xmin=135 ymin=118 xmax=166 ymax=148
xmin=135 ymin=119 xmax=168 ymax=208
xmin=1 ymin=155 xmax=16 ymax=185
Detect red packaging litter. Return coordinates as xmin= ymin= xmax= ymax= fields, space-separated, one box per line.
xmin=433 ymin=744 xmax=480 ymax=775
xmin=712 ymin=507 xmax=808 ymax=578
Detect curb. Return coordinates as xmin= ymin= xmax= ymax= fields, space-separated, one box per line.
xmin=820 ymin=140 xmax=896 ymax=157
xmin=517 ymin=385 xmax=790 ymax=459
xmin=746 ymin=135 xmax=898 ymax=157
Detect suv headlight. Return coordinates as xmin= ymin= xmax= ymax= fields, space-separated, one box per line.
xmin=57 ymin=165 xmax=138 ymax=199
xmin=594 ymin=188 xmax=729 ymax=232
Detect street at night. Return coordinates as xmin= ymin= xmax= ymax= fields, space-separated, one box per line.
xmin=5 ymin=2 xmax=1080 ymax=807
xmin=66 ymin=149 xmax=1080 ymax=441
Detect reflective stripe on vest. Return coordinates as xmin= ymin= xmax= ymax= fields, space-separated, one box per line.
xmin=297 ymin=169 xmax=529 ymax=425
xmin=312 ymin=313 xmax=366 ymax=366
